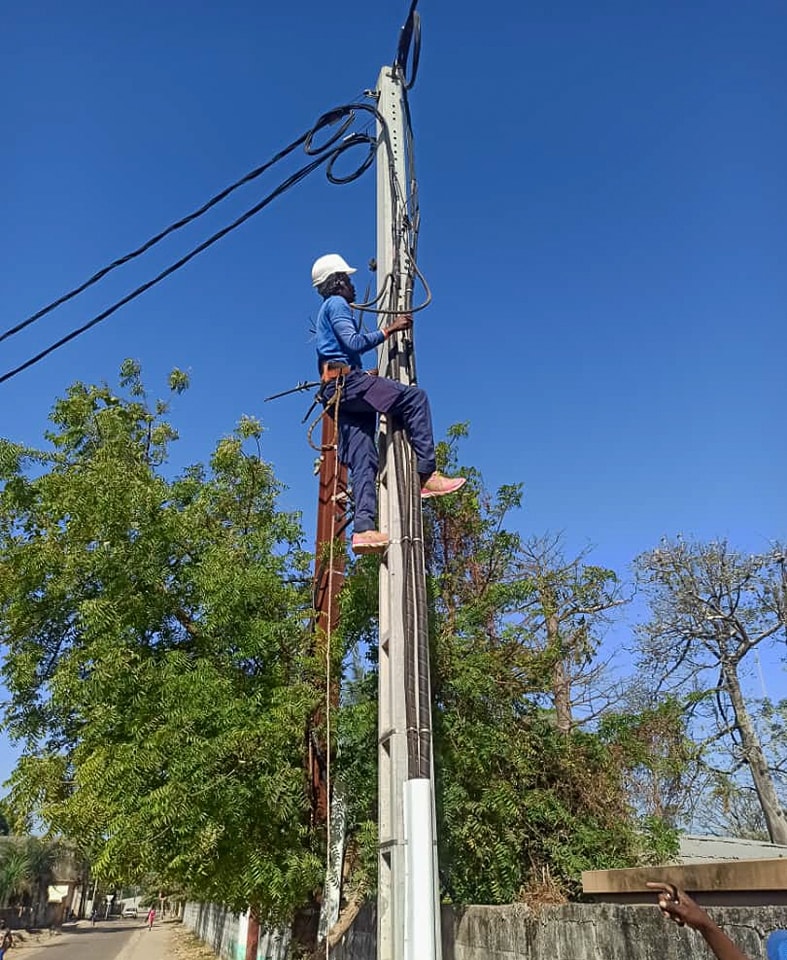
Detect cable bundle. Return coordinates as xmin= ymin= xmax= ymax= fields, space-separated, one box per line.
xmin=0 ymin=102 xmax=385 ymax=385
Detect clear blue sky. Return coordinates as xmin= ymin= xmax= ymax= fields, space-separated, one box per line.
xmin=1 ymin=1 xmax=785 ymax=782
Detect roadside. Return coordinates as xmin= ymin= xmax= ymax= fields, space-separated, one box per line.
xmin=12 ymin=920 xmax=157 ymax=960
xmin=113 ymin=920 xmax=218 ymax=960
xmin=8 ymin=918 xmax=214 ymax=960
xmin=8 ymin=928 xmax=63 ymax=953
xmin=165 ymin=923 xmax=218 ymax=960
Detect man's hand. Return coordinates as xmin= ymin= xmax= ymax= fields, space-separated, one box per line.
xmin=646 ymin=881 xmax=751 ymax=960
xmin=385 ymin=314 xmax=413 ymax=337
xmin=646 ymin=882 xmax=711 ymax=931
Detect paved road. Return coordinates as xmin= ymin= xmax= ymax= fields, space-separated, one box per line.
xmin=20 ymin=920 xmax=144 ymax=960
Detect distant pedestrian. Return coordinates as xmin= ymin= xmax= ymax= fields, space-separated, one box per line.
xmin=90 ymin=909 xmax=97 ymax=927
xmin=146 ymin=907 xmax=155 ymax=931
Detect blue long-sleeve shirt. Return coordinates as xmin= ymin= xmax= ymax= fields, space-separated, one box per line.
xmin=315 ymin=295 xmax=384 ymax=371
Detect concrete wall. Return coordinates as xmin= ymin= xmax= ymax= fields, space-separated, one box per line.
xmin=184 ymin=900 xmax=787 ymax=960
xmin=258 ymin=930 xmax=290 ymax=959
xmin=182 ymin=902 xmax=289 ymax=960
xmin=331 ymin=902 xmax=787 ymax=960
xmin=183 ymin=902 xmax=243 ymax=960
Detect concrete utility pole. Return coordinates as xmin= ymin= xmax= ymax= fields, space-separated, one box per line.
xmin=374 ymin=5 xmax=442 ymax=959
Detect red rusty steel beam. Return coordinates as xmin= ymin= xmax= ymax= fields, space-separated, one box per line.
xmin=309 ymin=411 xmax=348 ymax=825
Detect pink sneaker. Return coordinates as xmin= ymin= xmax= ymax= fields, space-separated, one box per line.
xmin=352 ymin=530 xmax=389 ymax=555
xmin=420 ymin=472 xmax=467 ymax=499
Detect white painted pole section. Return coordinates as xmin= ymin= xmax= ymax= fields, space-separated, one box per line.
xmin=318 ymin=786 xmax=346 ymax=941
xmin=237 ymin=910 xmax=249 ymax=959
xmin=404 ymin=779 xmax=438 ymax=960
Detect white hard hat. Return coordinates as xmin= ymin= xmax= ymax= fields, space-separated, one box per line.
xmin=311 ymin=253 xmax=357 ymax=287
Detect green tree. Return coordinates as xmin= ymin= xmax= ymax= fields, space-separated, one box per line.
xmin=0 ymin=836 xmax=61 ymax=922
xmin=427 ymin=430 xmax=675 ymax=901
xmin=336 ymin=425 xmax=677 ymax=905
xmin=0 ymin=363 xmax=319 ymax=922
xmin=598 ymin=697 xmax=704 ymax=828
xmin=517 ymin=533 xmax=626 ymax=734
xmin=0 ymin=843 xmax=34 ymax=908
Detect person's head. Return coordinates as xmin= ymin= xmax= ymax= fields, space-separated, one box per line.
xmin=317 ymin=272 xmax=355 ymax=303
xmin=312 ymin=254 xmax=357 ymax=303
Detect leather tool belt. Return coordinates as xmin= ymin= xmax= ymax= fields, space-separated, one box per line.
xmin=321 ymin=362 xmax=352 ymax=383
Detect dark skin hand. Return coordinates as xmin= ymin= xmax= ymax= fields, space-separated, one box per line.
xmin=384 ymin=313 xmax=413 ymax=337
xmin=646 ymin=883 xmax=750 ymax=960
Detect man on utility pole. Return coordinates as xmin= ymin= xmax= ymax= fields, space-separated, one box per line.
xmin=311 ymin=252 xmax=465 ymax=554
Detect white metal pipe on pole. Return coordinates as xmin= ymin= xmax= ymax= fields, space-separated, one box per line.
xmin=403 ymin=780 xmax=438 ymax=960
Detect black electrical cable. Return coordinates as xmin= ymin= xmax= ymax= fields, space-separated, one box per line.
xmin=0 ymin=107 xmax=358 ymax=349
xmin=394 ymin=89 xmax=434 ymax=781
xmin=383 ymin=210 xmax=436 ymax=780
xmin=401 ymin=12 xmax=422 ymax=91
xmin=413 ymin=495 xmax=432 ymax=778
xmin=0 ymin=103 xmax=386 ymax=386
xmin=382 ymin=262 xmax=430 ymax=779
xmin=396 ymin=1 xmax=422 ymax=90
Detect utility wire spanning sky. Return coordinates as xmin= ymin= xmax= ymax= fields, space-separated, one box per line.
xmin=1 ymin=1 xmax=786 ymax=780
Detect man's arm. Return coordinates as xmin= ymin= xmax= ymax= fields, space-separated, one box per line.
xmin=646 ymin=882 xmax=750 ymax=960
xmin=329 ymin=300 xmax=412 ymax=357
xmin=331 ymin=315 xmax=384 ymax=356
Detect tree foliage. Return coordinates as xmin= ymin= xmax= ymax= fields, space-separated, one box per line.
xmin=0 ymin=836 xmax=62 ymax=915
xmin=1 ymin=376 xmax=692 ymax=918
xmin=336 ymin=425 xmax=677 ymax=905
xmin=597 ymin=696 xmax=702 ymax=827
xmin=516 ymin=533 xmax=625 ymax=734
xmin=0 ymin=363 xmax=318 ymax=921
xmin=428 ymin=428 xmax=676 ymax=900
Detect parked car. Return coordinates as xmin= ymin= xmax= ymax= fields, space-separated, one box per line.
xmin=122 ymin=906 xmax=138 ymax=918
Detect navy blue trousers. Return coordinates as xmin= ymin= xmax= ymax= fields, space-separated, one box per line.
xmin=322 ymin=371 xmax=437 ymax=533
